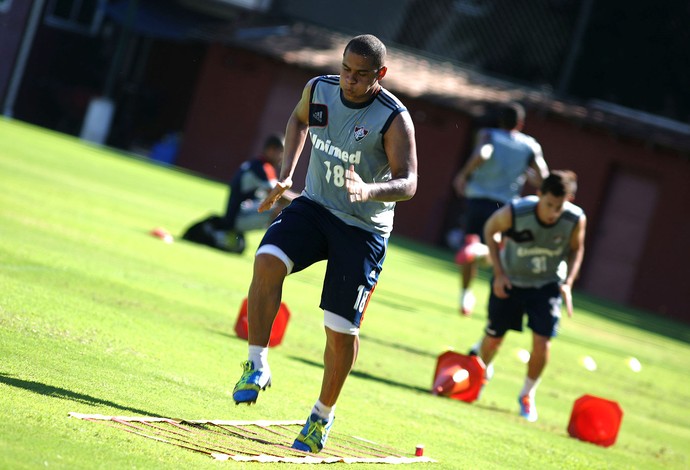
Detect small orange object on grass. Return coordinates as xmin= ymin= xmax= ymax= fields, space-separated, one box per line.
xmin=150 ymin=227 xmax=173 ymax=243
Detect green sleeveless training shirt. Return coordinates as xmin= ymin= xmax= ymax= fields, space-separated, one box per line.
xmin=303 ymin=75 xmax=407 ymax=236
xmin=501 ymin=195 xmax=584 ymax=288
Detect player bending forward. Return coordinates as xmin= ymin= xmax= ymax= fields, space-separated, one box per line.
xmin=474 ymin=170 xmax=586 ymax=422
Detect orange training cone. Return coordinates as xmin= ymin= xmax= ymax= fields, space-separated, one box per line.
xmin=234 ymin=297 xmax=291 ymax=347
xmin=567 ymin=394 xmax=623 ymax=447
xmin=433 ymin=364 xmax=470 ymax=396
xmin=431 ymin=350 xmax=486 ymax=403
xmin=150 ymin=227 xmax=173 ymax=243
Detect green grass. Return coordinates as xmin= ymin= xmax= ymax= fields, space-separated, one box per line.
xmin=1 ymin=117 xmax=689 ymax=469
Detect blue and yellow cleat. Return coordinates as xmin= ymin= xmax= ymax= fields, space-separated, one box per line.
xmin=232 ymin=360 xmax=271 ymax=405
xmin=291 ymin=413 xmax=334 ymax=453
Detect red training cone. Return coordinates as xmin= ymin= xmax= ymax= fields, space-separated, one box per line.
xmin=433 ymin=364 xmax=470 ymax=396
xmin=431 ymin=350 xmax=486 ymax=403
xmin=234 ymin=297 xmax=291 ymax=347
xmin=150 ymin=227 xmax=173 ymax=243
xmin=567 ymin=394 xmax=623 ymax=447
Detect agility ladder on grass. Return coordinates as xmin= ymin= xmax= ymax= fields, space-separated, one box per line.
xmin=69 ymin=413 xmax=436 ymax=464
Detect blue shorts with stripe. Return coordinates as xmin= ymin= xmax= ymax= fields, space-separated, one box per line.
xmin=485 ymin=281 xmax=562 ymax=338
xmin=259 ymin=196 xmax=387 ymax=328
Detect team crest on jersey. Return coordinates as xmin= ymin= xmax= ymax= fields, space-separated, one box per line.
xmin=354 ymin=126 xmax=369 ymax=141
xmin=552 ymin=234 xmax=564 ymax=245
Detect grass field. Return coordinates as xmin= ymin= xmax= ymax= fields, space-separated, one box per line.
xmin=1 ymin=118 xmax=689 ymax=469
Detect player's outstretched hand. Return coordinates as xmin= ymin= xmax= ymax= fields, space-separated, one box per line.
xmin=346 ymin=165 xmax=370 ymax=203
xmin=259 ymin=177 xmax=293 ymax=212
xmin=560 ymin=283 xmax=574 ymax=318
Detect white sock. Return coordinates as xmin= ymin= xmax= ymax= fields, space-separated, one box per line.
xmin=520 ymin=377 xmax=540 ymax=398
xmin=312 ymin=400 xmax=335 ymax=421
xmin=248 ymin=345 xmax=269 ymax=371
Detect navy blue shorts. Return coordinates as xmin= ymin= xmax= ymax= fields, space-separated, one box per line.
xmin=485 ymin=281 xmax=562 ymax=338
xmin=259 ymin=197 xmax=387 ymax=327
xmin=466 ymin=198 xmax=504 ymax=242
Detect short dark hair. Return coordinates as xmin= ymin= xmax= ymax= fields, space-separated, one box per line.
xmin=263 ymin=133 xmax=284 ymax=150
xmin=498 ymin=102 xmax=525 ymax=129
xmin=344 ymin=34 xmax=386 ymax=69
xmin=541 ymin=170 xmax=578 ymax=198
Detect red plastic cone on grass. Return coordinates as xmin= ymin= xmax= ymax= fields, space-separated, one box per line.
xmin=431 ymin=351 xmax=486 ymax=403
xmin=433 ymin=364 xmax=470 ymax=396
xmin=234 ymin=297 xmax=290 ymax=347
xmin=567 ymin=394 xmax=623 ymax=447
